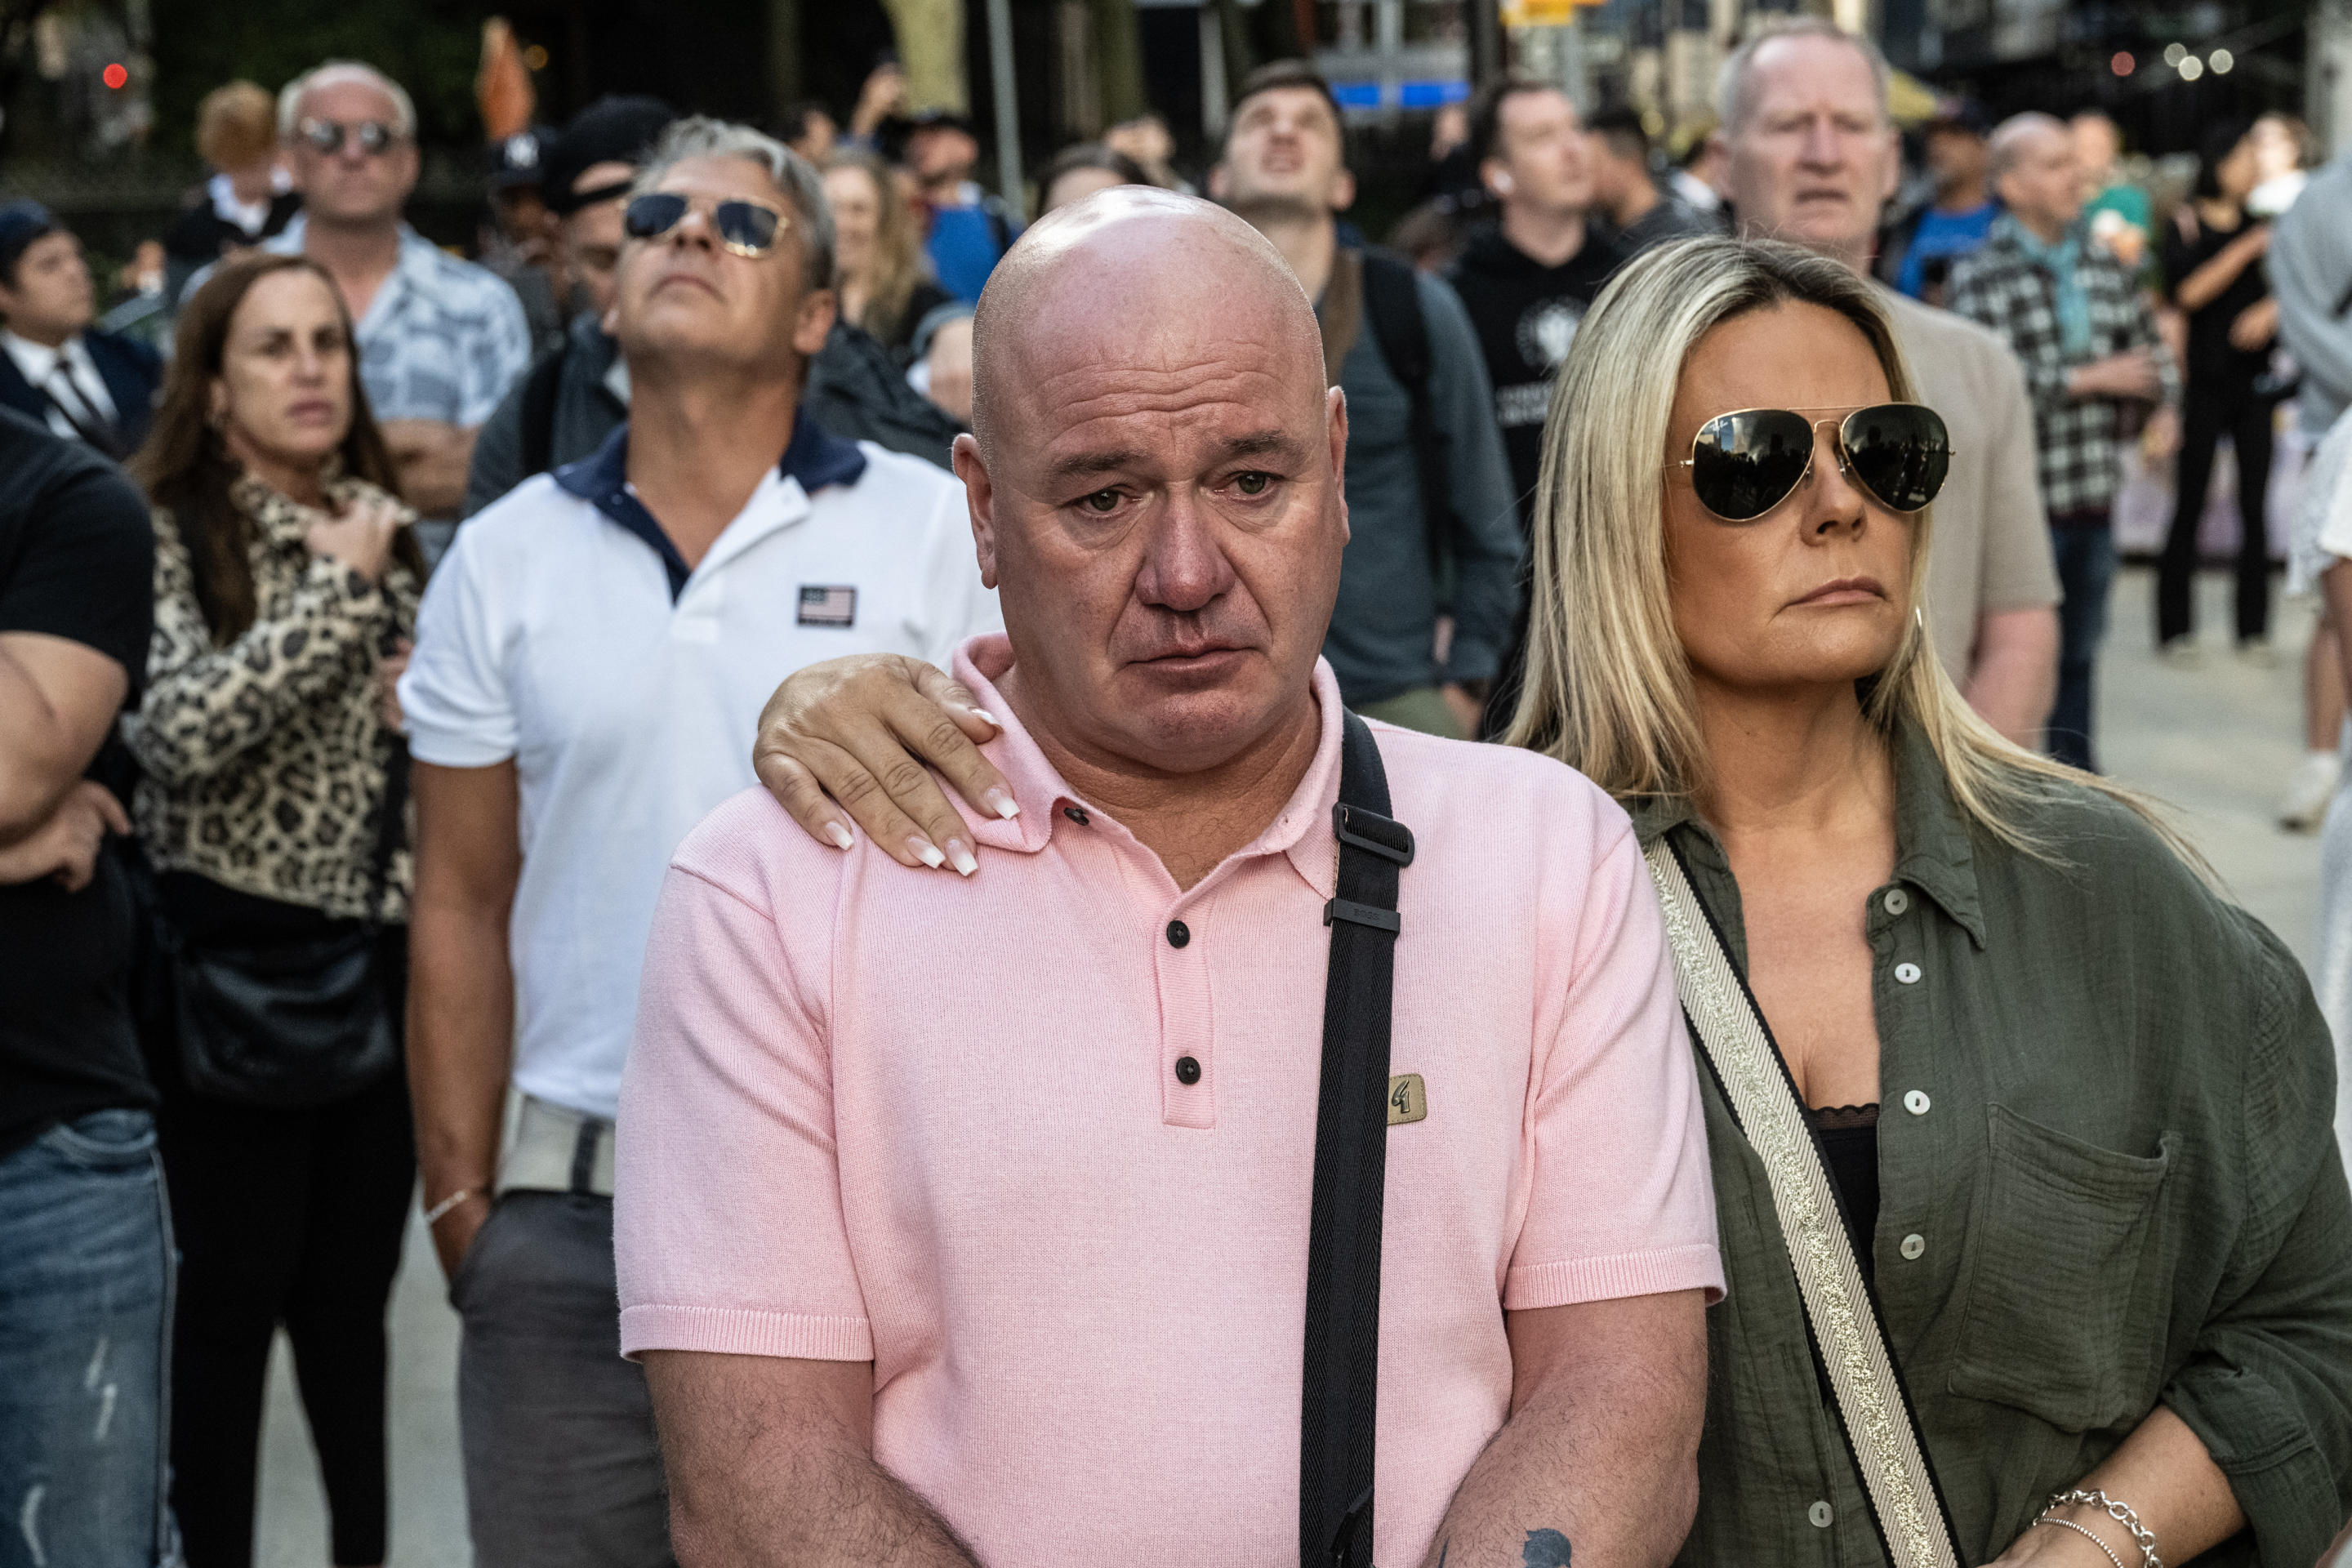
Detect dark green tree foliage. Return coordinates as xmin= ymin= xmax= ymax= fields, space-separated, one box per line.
xmin=145 ymin=0 xmax=483 ymax=155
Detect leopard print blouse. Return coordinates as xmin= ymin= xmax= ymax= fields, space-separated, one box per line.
xmin=122 ymin=474 xmax=423 ymax=922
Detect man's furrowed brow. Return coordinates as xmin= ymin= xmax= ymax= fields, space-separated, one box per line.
xmin=1218 ymin=430 xmax=1305 ymax=464
xmin=1048 ymin=448 xmax=1150 ymax=481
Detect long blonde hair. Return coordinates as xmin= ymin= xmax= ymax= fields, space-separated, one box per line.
xmin=1502 ymin=236 xmax=2186 ymax=864
xmin=823 ymin=150 xmax=924 ymax=342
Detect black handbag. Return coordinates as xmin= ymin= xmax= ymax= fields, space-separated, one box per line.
xmin=1300 ymin=711 xmax=1414 ymax=1568
xmin=162 ymin=742 xmax=408 ymax=1108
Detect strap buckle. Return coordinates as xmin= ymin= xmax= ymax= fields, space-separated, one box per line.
xmin=1333 ymin=803 xmax=1414 ymax=866
xmin=1324 ymin=898 xmax=1401 ymax=933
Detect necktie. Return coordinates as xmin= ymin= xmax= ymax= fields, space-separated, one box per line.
xmin=45 ymin=360 xmax=124 ymax=459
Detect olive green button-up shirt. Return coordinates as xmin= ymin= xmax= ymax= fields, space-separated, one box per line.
xmin=1630 ymin=724 xmax=2352 ymax=1567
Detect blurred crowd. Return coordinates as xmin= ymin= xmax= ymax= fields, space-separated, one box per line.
xmin=5 ymin=28 xmax=2352 ymax=1568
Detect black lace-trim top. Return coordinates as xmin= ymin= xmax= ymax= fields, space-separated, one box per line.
xmin=1808 ymin=1102 xmax=1880 ymax=1267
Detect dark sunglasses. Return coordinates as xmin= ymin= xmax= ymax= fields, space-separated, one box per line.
xmin=296 ymin=118 xmax=400 ymax=157
xmin=1674 ymin=403 xmax=1952 ymax=523
xmin=622 ymin=192 xmax=788 ymax=257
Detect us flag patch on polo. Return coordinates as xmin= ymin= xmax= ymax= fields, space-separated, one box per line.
xmin=797 ymin=586 xmax=857 ymax=627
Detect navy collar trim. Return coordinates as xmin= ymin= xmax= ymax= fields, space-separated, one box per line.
xmin=551 ymin=412 xmax=869 ymax=603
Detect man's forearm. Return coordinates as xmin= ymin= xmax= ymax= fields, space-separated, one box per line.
xmin=407 ymin=892 xmax=516 ymax=1204
xmin=648 ymin=1351 xmax=983 ymax=1568
xmin=0 ymin=648 xmax=87 ymax=844
xmin=1963 ymin=605 xmax=2059 ymax=747
xmin=1422 ymin=1292 xmax=1706 ymax=1568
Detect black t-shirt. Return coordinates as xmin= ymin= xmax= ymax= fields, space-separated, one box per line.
xmin=2162 ymin=211 xmax=2273 ymax=386
xmin=1446 ymin=222 xmax=1622 ymax=523
xmin=0 ymin=406 xmax=158 ymax=1157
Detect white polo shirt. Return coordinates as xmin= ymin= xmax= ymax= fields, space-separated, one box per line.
xmin=400 ymin=416 xmax=999 ymax=1120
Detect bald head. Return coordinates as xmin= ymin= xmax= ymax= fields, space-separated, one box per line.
xmin=970 ymin=189 xmax=1323 ymax=459
xmin=947 ymin=185 xmax=1351 ymax=781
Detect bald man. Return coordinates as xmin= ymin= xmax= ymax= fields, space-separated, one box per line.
xmin=614 ymin=189 xmax=1722 ymax=1568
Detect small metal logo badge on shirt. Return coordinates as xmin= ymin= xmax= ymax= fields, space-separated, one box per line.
xmin=1388 ymin=1073 xmax=1427 ymax=1126
xmin=798 ymin=585 xmax=857 ymax=627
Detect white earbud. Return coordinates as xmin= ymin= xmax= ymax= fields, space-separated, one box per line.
xmin=1494 ymin=171 xmax=1515 ymax=194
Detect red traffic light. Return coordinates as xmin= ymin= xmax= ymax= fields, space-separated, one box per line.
xmin=102 ymin=62 xmax=128 ymax=89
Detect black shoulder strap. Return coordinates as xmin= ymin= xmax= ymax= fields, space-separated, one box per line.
xmin=518 ymin=345 xmax=568 ymax=479
xmin=1359 ymin=249 xmax=1457 ymax=572
xmin=1301 ymin=710 xmax=1414 ymax=1568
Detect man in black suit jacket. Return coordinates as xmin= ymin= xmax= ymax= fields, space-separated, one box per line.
xmin=0 ymin=203 xmax=163 ymax=461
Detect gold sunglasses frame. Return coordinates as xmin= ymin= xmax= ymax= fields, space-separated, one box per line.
xmin=1670 ymin=403 xmax=1956 ymax=523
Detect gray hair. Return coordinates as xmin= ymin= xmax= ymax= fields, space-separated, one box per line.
xmin=278 ymin=61 xmax=416 ymax=140
xmin=1988 ymin=112 xmax=2067 ymax=183
xmin=1715 ymin=18 xmax=1891 ymax=134
xmin=632 ymin=116 xmax=835 ymax=291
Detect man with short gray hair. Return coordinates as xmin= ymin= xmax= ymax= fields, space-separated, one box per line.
xmin=228 ymin=60 xmax=531 ymax=539
xmin=1708 ymin=19 xmax=2062 ymax=751
xmin=1949 ymin=110 xmax=2174 ymax=771
xmin=402 ymin=116 xmax=998 ymax=1565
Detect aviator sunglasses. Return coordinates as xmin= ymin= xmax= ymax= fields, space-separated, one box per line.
xmin=1674 ymin=403 xmax=1953 ymax=523
xmin=622 ymin=192 xmax=789 ymax=257
xmin=297 ymin=118 xmax=402 ymax=157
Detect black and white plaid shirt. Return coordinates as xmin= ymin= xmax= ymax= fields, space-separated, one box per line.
xmin=1948 ymin=219 xmax=2177 ymax=518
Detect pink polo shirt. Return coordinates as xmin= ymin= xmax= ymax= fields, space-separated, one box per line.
xmin=617 ymin=636 xmax=1722 ymax=1566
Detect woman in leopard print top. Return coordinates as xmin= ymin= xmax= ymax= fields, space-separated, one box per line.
xmin=120 ymin=252 xmax=428 ymax=1568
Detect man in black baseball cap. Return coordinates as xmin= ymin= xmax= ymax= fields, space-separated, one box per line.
xmin=1883 ymin=96 xmax=2000 ymax=301
xmin=463 ymin=96 xmax=675 ymax=517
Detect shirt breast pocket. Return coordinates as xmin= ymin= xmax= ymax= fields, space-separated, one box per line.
xmin=1947 ymin=1103 xmax=2175 ymax=1434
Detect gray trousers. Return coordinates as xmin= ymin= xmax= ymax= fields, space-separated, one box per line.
xmin=453 ymin=1192 xmax=675 ymax=1567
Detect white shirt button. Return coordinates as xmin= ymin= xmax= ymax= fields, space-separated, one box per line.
xmin=1894 ymin=962 xmax=1922 ymax=985
xmin=1882 ymin=889 xmax=1909 ymax=916
xmin=1904 ymin=1089 xmax=1931 ymax=1116
xmin=1808 ymin=1501 xmax=1834 ymax=1528
xmin=1900 ymin=1232 xmax=1927 ymax=1260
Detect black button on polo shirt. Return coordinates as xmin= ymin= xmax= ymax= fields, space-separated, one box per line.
xmin=1174 ymin=1055 xmax=1202 ymax=1085
xmin=1165 ymin=920 xmax=1190 ymax=949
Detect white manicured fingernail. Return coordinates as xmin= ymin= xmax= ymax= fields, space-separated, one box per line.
xmin=969 ymin=708 xmax=998 ymax=728
xmin=909 ymin=837 xmax=946 ymax=869
xmin=824 ymin=822 xmax=854 ymax=850
xmin=984 ymin=788 xmax=1020 ymax=819
xmin=947 ymin=840 xmax=978 ymax=877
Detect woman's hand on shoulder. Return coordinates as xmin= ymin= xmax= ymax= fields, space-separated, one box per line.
xmin=305 ymin=491 xmax=403 ymax=584
xmin=752 ymin=653 xmax=1012 ymax=874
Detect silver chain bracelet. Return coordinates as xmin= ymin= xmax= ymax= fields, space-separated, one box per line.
xmin=2042 ymin=1489 xmax=2163 ymax=1568
xmin=2031 ymin=1517 xmax=2126 ymax=1568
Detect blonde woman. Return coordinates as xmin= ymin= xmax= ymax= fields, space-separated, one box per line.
xmin=732 ymin=238 xmax=2352 ymax=1567
xmin=822 ymin=149 xmax=955 ymax=365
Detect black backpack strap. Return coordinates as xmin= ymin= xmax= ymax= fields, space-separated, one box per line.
xmin=1301 ymin=710 xmax=1414 ymax=1568
xmin=518 ymin=345 xmax=568 ymax=479
xmin=1359 ymin=249 xmax=1457 ymax=574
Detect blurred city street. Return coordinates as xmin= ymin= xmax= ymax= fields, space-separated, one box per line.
xmin=249 ymin=560 xmax=2329 ymax=1568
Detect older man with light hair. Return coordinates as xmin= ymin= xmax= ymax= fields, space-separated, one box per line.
xmin=1703 ymin=19 xmax=2060 ymax=749
xmin=210 ymin=60 xmax=531 ymax=541
xmin=1948 ymin=109 xmax=2174 ymax=772
xmin=615 ymin=187 xmax=1722 ymax=1566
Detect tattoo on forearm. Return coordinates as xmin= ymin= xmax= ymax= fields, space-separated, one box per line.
xmin=1521 ymin=1528 xmax=1573 ymax=1567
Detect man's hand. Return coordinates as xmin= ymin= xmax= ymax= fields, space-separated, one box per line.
xmin=428 ymin=1191 xmax=493 ymax=1281
xmin=924 ymin=318 xmax=974 ymax=425
xmin=751 ymin=653 xmax=1013 ymax=873
xmin=377 ymin=418 xmax=480 ymax=518
xmin=0 ymin=779 xmax=128 ymax=891
xmin=2067 ymin=350 xmax=2163 ymax=403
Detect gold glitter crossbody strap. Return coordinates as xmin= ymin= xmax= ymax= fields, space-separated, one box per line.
xmin=1645 ymin=836 xmax=1962 ymax=1568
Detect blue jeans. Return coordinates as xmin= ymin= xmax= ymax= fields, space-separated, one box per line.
xmin=2047 ymin=523 xmax=2117 ymax=773
xmin=0 ymin=1111 xmax=180 ymax=1568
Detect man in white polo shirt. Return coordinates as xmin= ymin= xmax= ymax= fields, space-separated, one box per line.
xmin=399 ymin=117 xmax=996 ymax=1566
